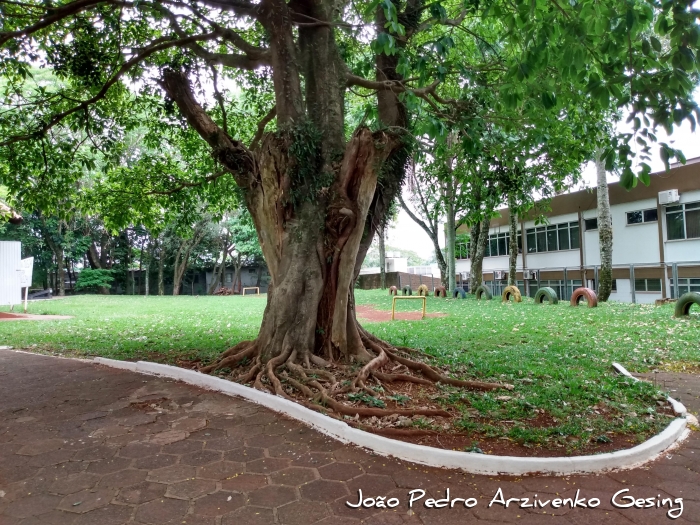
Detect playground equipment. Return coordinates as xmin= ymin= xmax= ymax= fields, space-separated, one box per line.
xmin=391 ymin=295 xmax=427 ymax=320
xmin=570 ymin=287 xmax=598 ymax=307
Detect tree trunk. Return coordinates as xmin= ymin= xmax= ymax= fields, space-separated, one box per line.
xmin=172 ymin=244 xmax=184 ymax=296
xmin=378 ymin=223 xmax=386 ymax=289
xmin=445 ymin=199 xmax=456 ymax=294
xmin=508 ymin=196 xmax=518 ymax=286
xmin=596 ymin=151 xmax=613 ymax=301
xmin=158 ymin=246 xmax=165 ymax=296
xmin=469 ymin=218 xmax=490 ymax=293
xmin=56 ymin=251 xmax=65 ymax=296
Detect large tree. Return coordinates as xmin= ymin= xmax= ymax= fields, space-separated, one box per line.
xmin=1 ymin=0 xmax=698 ymax=413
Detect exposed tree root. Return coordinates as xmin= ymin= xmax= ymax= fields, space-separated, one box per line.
xmin=197 ymin=330 xmax=512 ymax=428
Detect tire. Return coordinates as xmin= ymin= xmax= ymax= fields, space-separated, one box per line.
xmin=389 ymin=286 xmax=398 ymax=296
xmin=453 ymin=287 xmax=466 ymax=299
xmin=501 ymin=285 xmax=522 ymax=303
xmin=402 ymin=285 xmax=412 ymax=296
xmin=417 ymin=284 xmax=429 ymax=296
xmin=534 ymin=287 xmax=559 ymax=304
xmin=475 ymin=285 xmax=492 ymax=300
xmin=570 ymin=287 xmax=598 ymax=307
xmin=674 ymin=292 xmax=700 ymax=317
xmin=434 ymin=286 xmax=447 ymax=297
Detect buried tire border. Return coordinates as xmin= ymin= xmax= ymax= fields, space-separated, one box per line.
xmin=501 ymin=285 xmax=522 ymax=303
xmin=475 ymin=285 xmax=492 ymax=300
xmin=674 ymin=292 xmax=700 ymax=317
xmin=94 ymin=357 xmax=690 ymax=477
xmin=534 ymin=287 xmax=559 ymax=304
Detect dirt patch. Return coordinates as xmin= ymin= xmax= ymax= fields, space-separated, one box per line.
xmin=0 ymin=312 xmax=72 ymax=321
xmin=356 ymin=304 xmax=448 ymax=322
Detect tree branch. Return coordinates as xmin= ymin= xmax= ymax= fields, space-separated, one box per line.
xmin=250 ymin=106 xmax=277 ymax=150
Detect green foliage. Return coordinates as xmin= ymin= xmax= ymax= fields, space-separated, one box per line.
xmin=348 ymin=392 xmax=387 ymax=408
xmin=74 ymin=269 xmax=115 ymax=292
xmin=283 ymin=120 xmax=332 ymax=208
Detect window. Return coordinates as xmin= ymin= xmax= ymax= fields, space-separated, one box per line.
xmin=526 ymin=222 xmax=579 ymax=253
xmin=666 ymin=202 xmax=700 ymax=240
xmin=626 ymin=208 xmax=658 ymax=225
xmin=634 ymin=279 xmax=662 ymax=292
xmin=670 ymin=278 xmax=700 ymax=297
xmin=584 ymin=218 xmax=598 ymax=230
xmin=225 ymin=273 xmax=233 ymax=283
xmin=484 ymin=232 xmax=522 ymax=257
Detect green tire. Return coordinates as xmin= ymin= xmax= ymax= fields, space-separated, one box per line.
xmin=453 ymin=287 xmax=467 ymax=299
xmin=534 ymin=287 xmax=559 ymax=305
xmin=674 ymin=292 xmax=700 ymax=317
xmin=402 ymin=285 xmax=412 ymax=296
xmin=475 ymin=285 xmax=492 ymax=300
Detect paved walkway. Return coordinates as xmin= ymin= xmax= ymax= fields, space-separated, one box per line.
xmin=0 ymin=350 xmax=698 ymax=525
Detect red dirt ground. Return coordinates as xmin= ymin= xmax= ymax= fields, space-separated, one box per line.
xmin=356 ymin=304 xmax=448 ymax=322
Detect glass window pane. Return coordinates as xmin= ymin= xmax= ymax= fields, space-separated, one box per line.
xmin=546 ymin=228 xmax=558 ymax=251
xmin=517 ymin=234 xmax=522 ymax=251
xmin=647 ymin=279 xmax=662 ymax=292
xmin=527 ymin=231 xmax=536 ymax=253
xmin=685 ymin=202 xmax=700 ymax=210
xmin=634 ymin=279 xmax=647 ymax=292
xmin=643 ymin=209 xmax=658 ymax=222
xmin=584 ymin=218 xmax=598 ymax=230
xmin=667 ymin=205 xmax=683 ymax=212
xmin=490 ymin=237 xmax=498 ymax=257
xmin=666 ymin=211 xmax=685 ymax=240
xmin=558 ymin=227 xmax=570 ymax=250
xmin=569 ymin=225 xmax=580 ymax=249
xmin=498 ymin=235 xmax=507 ymax=256
xmin=484 ymin=239 xmax=490 ymax=257
xmin=685 ymin=209 xmax=700 ymax=239
xmin=536 ymin=230 xmax=547 ymax=252
xmin=627 ymin=211 xmax=643 ymax=224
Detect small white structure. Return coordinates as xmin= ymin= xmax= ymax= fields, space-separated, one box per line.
xmin=0 ymin=241 xmax=33 ymax=312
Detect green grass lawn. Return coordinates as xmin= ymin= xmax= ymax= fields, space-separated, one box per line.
xmin=1 ymin=291 xmax=698 ymax=452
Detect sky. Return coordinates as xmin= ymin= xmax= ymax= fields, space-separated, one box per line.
xmin=388 ymin=95 xmax=700 ymax=260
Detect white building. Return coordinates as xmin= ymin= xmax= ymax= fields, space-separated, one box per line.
xmin=454 ymin=158 xmax=700 ymax=303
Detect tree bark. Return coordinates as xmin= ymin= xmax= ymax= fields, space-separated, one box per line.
xmin=596 ymin=150 xmax=613 ymax=301
xmin=469 ymin=217 xmax=490 ymax=293
xmin=508 ymin=196 xmax=518 ymax=286
xmin=378 ymin=223 xmax=386 ymax=289
xmin=157 ymin=246 xmax=165 ymax=296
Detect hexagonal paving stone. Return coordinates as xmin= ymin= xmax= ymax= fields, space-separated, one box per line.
xmin=220 ymin=473 xmax=268 ymax=492
xmin=247 ymin=485 xmax=298 ymax=508
xmin=203 ymin=437 xmax=245 ymax=451
xmin=247 ymin=434 xmax=285 ymax=448
xmin=245 ymin=457 xmax=291 ymax=474
xmin=17 ymin=509 xmax=76 ymax=525
xmin=147 ymin=464 xmax=197 ymax=484
xmin=71 ymin=504 xmax=134 ymax=525
xmin=267 ymin=442 xmax=310 ymax=459
xmin=277 ymin=500 xmax=328 ymax=525
xmin=346 ymin=474 xmax=396 ymax=496
xmin=72 ymin=445 xmax=117 ymax=461
xmin=27 ymin=448 xmax=76 ymax=467
xmin=134 ymin=497 xmax=189 ymax=524
xmin=318 ymin=462 xmax=363 ymax=481
xmin=99 ymin=468 xmax=148 ymax=488
xmin=196 ymin=461 xmax=245 ymax=480
xmin=291 ymin=452 xmax=334 ymax=468
xmin=161 ymin=440 xmax=203 ymax=455
xmin=116 ymin=481 xmax=167 ymax=504
xmin=118 ymin=442 xmax=162 ymax=459
xmin=269 ymin=467 xmax=317 ymax=486
xmin=189 ymin=428 xmax=228 ymax=441
xmin=224 ymin=447 xmax=265 ymax=463
xmin=300 ymin=479 xmax=349 ymax=502
xmin=17 ymin=439 xmax=65 ymax=456
xmin=166 ymin=479 xmax=217 ymax=500
xmin=221 ymin=506 xmax=275 ymax=525
xmin=86 ymin=456 xmax=132 ymax=475
xmin=149 ymin=430 xmax=189 ymax=446
xmin=181 ymin=450 xmax=223 ymax=466
xmin=193 ymin=491 xmax=246 ymax=516
xmin=48 ymin=472 xmax=102 ymax=495
xmin=57 ymin=488 xmax=116 ymax=513
xmin=133 ymin=454 xmax=178 ymax=470
xmin=3 ymin=494 xmax=63 ymax=519
xmin=171 ymin=418 xmax=207 ymax=432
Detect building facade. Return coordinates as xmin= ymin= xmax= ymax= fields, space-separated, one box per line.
xmin=454 ymin=158 xmax=700 ymax=303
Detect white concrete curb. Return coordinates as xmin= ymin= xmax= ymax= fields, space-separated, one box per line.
xmin=93 ymin=357 xmax=691 ymax=476
xmin=612 ymin=362 xmax=688 ymax=415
